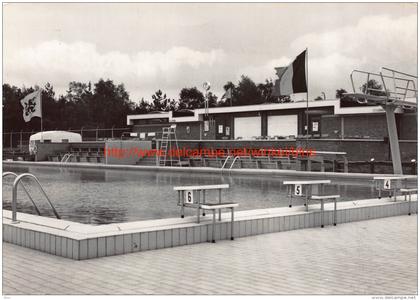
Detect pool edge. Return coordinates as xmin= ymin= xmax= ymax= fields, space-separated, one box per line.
xmin=3 ymin=196 xmax=417 ymax=260
xmin=4 ymin=160 xmax=417 ymax=180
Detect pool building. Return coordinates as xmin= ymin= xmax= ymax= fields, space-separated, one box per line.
xmin=127 ymin=99 xmax=416 ymax=141
xmin=22 ymin=97 xmax=416 ymax=174
xmin=124 ymin=99 xmax=417 ymax=172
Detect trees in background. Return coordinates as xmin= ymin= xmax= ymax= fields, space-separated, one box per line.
xmin=335 ymin=88 xmax=347 ymax=99
xmin=150 ymin=89 xmax=171 ymax=112
xmin=234 ymin=75 xmax=264 ymax=106
xmin=361 ymin=79 xmax=386 ymax=96
xmin=178 ymin=87 xmax=218 ymax=110
xmin=3 ymin=79 xmax=136 ymax=132
xmin=3 ymin=84 xmax=27 ymax=132
xmin=3 ymin=73 xmax=305 ymax=131
xmin=178 ymin=87 xmax=205 ymax=110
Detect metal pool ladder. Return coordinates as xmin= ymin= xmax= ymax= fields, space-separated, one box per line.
xmin=220 ymin=155 xmax=232 ymax=173
xmin=61 ymin=153 xmax=73 ymax=163
xmin=3 ymin=172 xmax=61 ymax=222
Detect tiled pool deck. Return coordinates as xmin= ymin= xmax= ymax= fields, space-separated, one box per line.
xmin=3 ymin=195 xmax=417 ymax=260
xmin=3 ymin=215 xmax=417 ymax=295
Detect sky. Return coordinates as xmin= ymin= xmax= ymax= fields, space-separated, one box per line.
xmin=3 ymin=3 xmax=418 ymax=103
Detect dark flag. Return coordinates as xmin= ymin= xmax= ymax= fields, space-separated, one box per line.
xmin=274 ymin=50 xmax=307 ymax=96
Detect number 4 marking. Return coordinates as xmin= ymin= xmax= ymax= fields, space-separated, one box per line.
xmin=384 ymin=179 xmax=391 ymax=190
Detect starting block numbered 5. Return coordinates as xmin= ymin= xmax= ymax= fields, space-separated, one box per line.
xmin=294 ymin=184 xmax=303 ymax=196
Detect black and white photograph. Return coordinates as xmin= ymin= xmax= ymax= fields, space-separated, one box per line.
xmin=1 ymin=1 xmax=418 ymax=297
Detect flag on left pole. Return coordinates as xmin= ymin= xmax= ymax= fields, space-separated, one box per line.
xmin=20 ymin=90 xmax=42 ymax=122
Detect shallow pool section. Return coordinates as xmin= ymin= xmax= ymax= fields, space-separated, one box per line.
xmin=2 ymin=164 xmax=413 ymax=224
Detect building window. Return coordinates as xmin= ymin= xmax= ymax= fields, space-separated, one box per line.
xmin=312 ymin=121 xmax=319 ymax=132
xmin=218 ymin=125 xmax=224 ymax=134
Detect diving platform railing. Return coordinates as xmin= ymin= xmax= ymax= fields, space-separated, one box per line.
xmin=3 ymin=172 xmax=61 ymax=222
xmin=347 ymin=67 xmax=417 ymax=107
xmin=344 ymin=67 xmax=417 ymax=175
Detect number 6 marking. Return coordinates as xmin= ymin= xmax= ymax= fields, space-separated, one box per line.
xmin=185 ymin=190 xmax=194 ymax=204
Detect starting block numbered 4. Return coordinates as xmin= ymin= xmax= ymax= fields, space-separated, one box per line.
xmin=383 ymin=179 xmax=391 ymax=190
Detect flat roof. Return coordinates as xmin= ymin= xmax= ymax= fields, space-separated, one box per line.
xmin=127 ymin=99 xmax=388 ymax=125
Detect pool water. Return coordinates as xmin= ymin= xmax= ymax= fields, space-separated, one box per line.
xmin=3 ymin=165 xmax=413 ymax=224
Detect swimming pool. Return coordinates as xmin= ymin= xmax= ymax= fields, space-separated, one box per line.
xmin=3 ymin=164 xmax=413 ymax=224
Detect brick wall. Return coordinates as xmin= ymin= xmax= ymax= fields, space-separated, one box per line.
xmin=296 ymin=139 xmax=416 ymax=161
xmin=321 ymin=114 xmax=389 ymax=139
xmin=345 ymin=115 xmax=388 ymax=138
xmin=174 ymin=139 xmax=416 ymax=162
xmin=35 ymin=141 xmax=105 ymax=161
xmin=178 ymin=139 xmax=297 ymax=151
xmin=35 ymin=142 xmax=70 ymax=161
xmin=320 ymin=115 xmax=341 ymax=138
xmin=321 ymin=113 xmax=417 ymax=140
xmin=105 ymin=140 xmax=152 ymax=165
xmin=398 ymin=113 xmax=417 ymax=140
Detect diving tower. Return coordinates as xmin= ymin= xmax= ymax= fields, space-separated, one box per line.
xmin=344 ymin=67 xmax=417 ymax=174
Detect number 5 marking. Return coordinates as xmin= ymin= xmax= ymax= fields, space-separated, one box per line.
xmin=295 ymin=184 xmax=302 ymax=196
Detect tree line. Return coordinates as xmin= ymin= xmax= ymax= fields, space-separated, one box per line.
xmin=3 ymin=75 xmax=290 ymax=132
xmin=3 ymin=74 xmax=383 ymax=132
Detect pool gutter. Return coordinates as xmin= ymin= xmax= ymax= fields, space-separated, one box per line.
xmin=3 ymin=161 xmax=417 ymax=180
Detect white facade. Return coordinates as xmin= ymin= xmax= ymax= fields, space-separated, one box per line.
xmin=267 ymin=115 xmax=298 ymax=137
xmin=234 ymin=116 xmax=261 ymax=139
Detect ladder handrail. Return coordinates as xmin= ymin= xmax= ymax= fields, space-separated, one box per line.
xmin=3 ymin=172 xmax=42 ymax=216
xmin=229 ymin=156 xmax=241 ymax=173
xmin=11 ymin=173 xmax=61 ymax=222
xmin=220 ymin=155 xmax=232 ymax=173
xmin=65 ymin=153 xmax=73 ymax=163
xmin=60 ymin=153 xmax=73 ymax=163
xmin=60 ymin=153 xmax=68 ymax=162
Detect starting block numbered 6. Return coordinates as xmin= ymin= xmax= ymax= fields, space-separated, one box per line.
xmin=185 ymin=190 xmax=194 ymax=204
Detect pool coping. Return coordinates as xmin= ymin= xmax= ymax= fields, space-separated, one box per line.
xmin=3 ymin=195 xmax=418 ymax=260
xmin=3 ymin=160 xmax=418 ymax=180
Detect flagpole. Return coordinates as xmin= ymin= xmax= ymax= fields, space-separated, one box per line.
xmin=305 ymin=48 xmax=309 ymax=148
xmin=40 ymin=88 xmax=43 ymax=142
